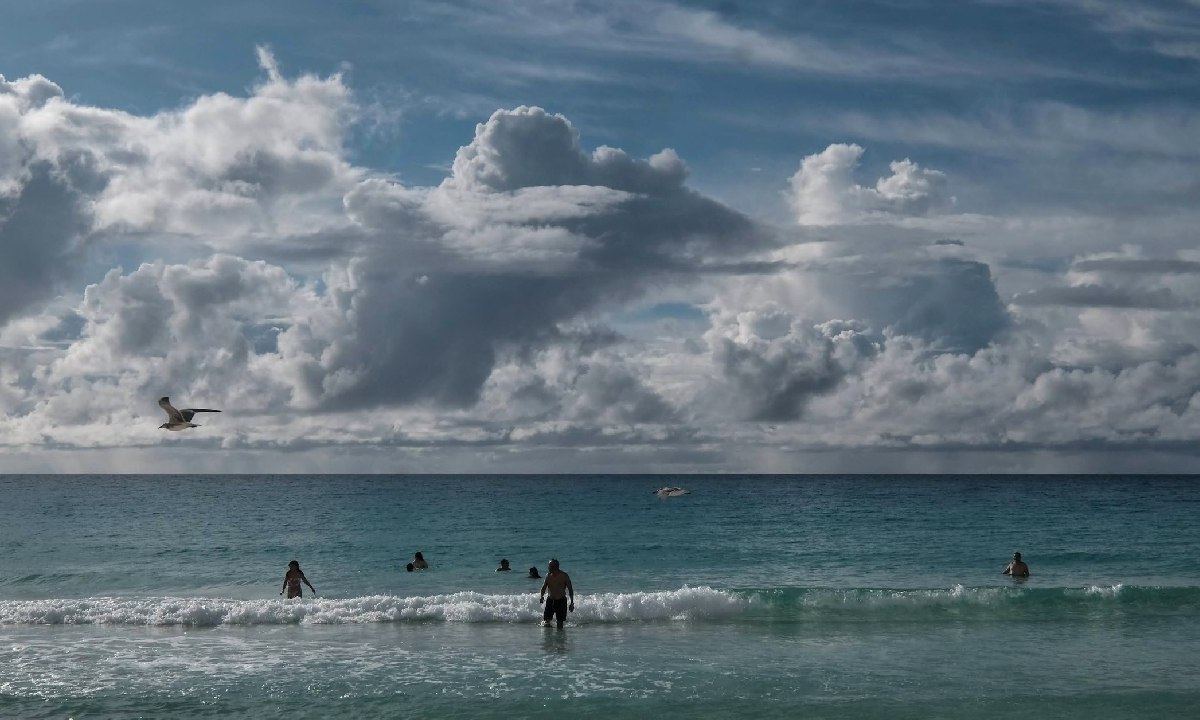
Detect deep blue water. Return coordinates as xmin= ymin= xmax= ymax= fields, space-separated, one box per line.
xmin=1 ymin=474 xmax=1198 ymax=718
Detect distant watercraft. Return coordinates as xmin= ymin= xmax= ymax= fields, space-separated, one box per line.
xmin=654 ymin=486 xmax=689 ymax=498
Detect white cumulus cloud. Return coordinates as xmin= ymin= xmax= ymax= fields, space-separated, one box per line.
xmin=787 ymin=143 xmax=954 ymax=225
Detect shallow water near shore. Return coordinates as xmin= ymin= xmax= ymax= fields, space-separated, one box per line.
xmin=2 ymin=474 xmax=1199 ymax=718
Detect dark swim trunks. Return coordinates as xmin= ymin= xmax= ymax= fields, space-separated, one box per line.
xmin=544 ymin=597 xmax=568 ymax=625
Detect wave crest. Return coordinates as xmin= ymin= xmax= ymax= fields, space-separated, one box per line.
xmin=3 ymin=585 xmax=1194 ymax=627
xmin=740 ymin=584 xmax=1200 ymax=621
xmin=0 ymin=587 xmax=743 ymax=627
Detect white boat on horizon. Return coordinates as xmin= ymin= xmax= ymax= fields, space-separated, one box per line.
xmin=654 ymin=486 xmax=689 ymax=498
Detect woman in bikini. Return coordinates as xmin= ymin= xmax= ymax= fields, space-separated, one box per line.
xmin=280 ymin=560 xmax=317 ymax=598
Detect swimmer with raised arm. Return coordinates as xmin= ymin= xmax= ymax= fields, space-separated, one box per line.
xmin=281 ymin=560 xmax=316 ymax=598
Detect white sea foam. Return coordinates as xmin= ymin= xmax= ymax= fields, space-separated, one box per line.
xmin=0 ymin=587 xmax=744 ymax=627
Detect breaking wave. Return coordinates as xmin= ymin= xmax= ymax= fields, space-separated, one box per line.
xmin=1 ymin=584 xmax=1194 ymax=627
xmin=0 ymin=587 xmax=742 ymax=627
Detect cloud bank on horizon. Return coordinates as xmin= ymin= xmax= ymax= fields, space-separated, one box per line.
xmin=2 ymin=0 xmax=1200 ymax=472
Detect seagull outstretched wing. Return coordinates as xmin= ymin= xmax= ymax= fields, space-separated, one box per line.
xmin=159 ymin=396 xmax=184 ymax=423
xmin=160 ymin=396 xmax=221 ymax=423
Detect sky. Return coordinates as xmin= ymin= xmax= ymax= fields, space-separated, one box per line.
xmin=2 ymin=0 xmax=1200 ymax=473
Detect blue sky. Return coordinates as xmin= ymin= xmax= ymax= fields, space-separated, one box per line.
xmin=2 ymin=0 xmax=1200 ymax=472
xmin=9 ymin=1 xmax=1197 ymax=212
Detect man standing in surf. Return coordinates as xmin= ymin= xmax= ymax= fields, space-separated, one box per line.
xmin=539 ymin=559 xmax=574 ymax=628
xmin=1002 ymin=552 xmax=1030 ymax=578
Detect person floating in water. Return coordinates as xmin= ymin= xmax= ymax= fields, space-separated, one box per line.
xmin=405 ymin=563 xmax=415 ymax=572
xmin=1003 ymin=552 xmax=1030 ymax=578
xmin=497 ymin=559 xmax=511 ymax=572
xmin=528 ymin=566 xmax=541 ymax=579
xmin=412 ymin=552 xmax=428 ymax=569
xmin=280 ymin=560 xmax=316 ymax=598
xmin=538 ymin=559 xmax=574 ymax=629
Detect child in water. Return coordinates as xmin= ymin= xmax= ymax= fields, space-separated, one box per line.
xmin=280 ymin=560 xmax=316 ymax=598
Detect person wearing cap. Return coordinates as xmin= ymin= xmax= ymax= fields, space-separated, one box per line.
xmin=1002 ymin=552 xmax=1030 ymax=578
xmin=280 ymin=560 xmax=316 ymax=598
xmin=538 ymin=559 xmax=574 ymax=628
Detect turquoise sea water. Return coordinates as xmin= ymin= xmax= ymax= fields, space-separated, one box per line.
xmin=1 ymin=474 xmax=1199 ymax=719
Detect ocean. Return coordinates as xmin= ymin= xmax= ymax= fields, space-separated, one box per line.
xmin=1 ymin=474 xmax=1198 ymax=719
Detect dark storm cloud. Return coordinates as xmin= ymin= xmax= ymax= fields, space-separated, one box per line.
xmin=714 ymin=333 xmax=847 ymax=421
xmin=875 ymin=259 xmax=1008 ymax=351
xmin=708 ymin=310 xmax=878 ymax=422
xmin=806 ymin=257 xmax=1010 ymax=353
xmin=0 ymin=163 xmax=93 ymax=327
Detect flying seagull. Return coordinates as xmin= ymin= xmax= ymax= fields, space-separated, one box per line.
xmin=158 ymin=396 xmax=221 ymax=431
